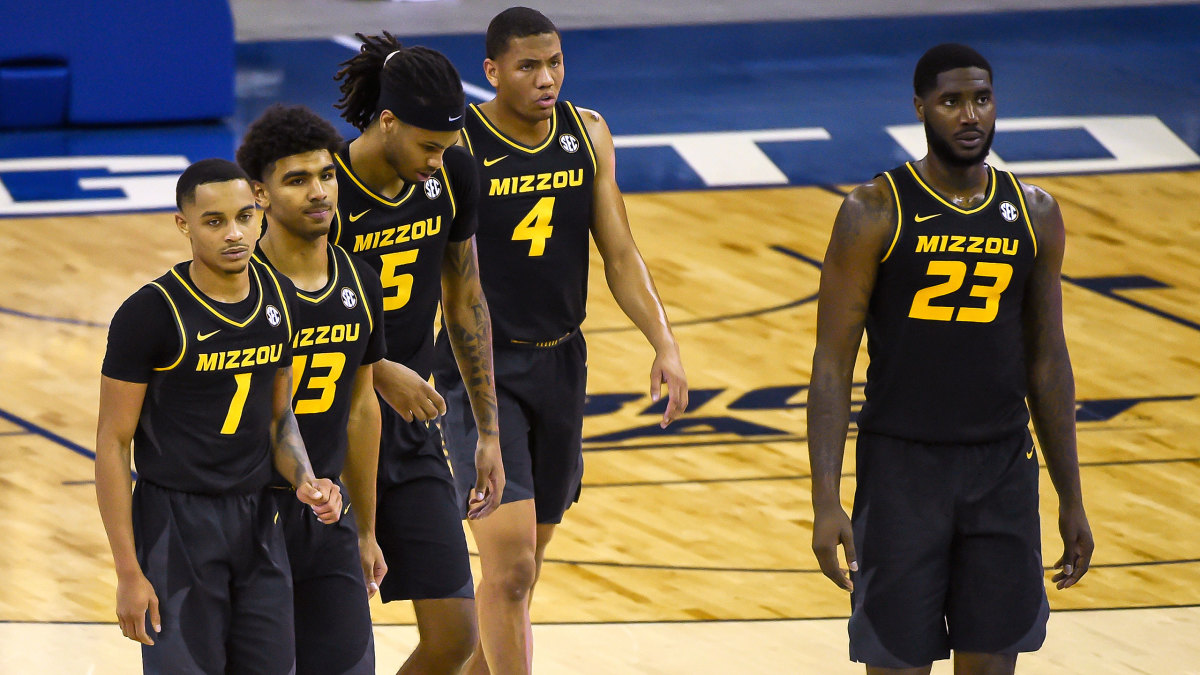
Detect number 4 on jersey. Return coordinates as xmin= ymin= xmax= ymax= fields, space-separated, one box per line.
xmin=513 ymin=196 xmax=555 ymax=256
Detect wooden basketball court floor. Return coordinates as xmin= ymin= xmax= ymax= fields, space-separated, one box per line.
xmin=1 ymin=171 xmax=1199 ymax=672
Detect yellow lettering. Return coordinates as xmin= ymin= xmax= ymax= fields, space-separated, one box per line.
xmin=985 ymin=237 xmax=1002 ymax=254
xmin=967 ymin=236 xmax=984 ymax=253
xmin=518 ymin=174 xmax=535 ymax=193
xmin=331 ymin=324 xmax=345 ymax=342
xmin=568 ymin=168 xmax=584 ymax=186
xmin=197 ymin=352 xmax=222 ymax=371
xmin=429 ymin=215 xmax=441 ymax=236
xmin=315 ymin=325 xmax=330 ymax=345
xmin=552 ymin=171 xmax=568 ymax=188
xmin=916 ymin=235 xmax=941 ymax=253
xmin=536 ymin=173 xmax=552 ymax=190
xmin=347 ymin=323 xmax=360 ymax=342
xmin=1003 ymin=238 xmax=1019 ymax=256
xmin=379 ymin=228 xmax=395 ymax=248
xmin=489 ymin=177 xmax=511 ymax=196
xmin=948 ymin=235 xmax=965 ymax=253
xmin=256 ymin=345 xmax=271 ymax=363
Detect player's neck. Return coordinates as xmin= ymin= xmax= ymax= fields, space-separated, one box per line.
xmin=480 ymin=99 xmax=552 ymax=147
xmin=915 ymin=155 xmax=989 ymax=203
xmin=349 ymin=132 xmax=406 ymax=199
xmin=188 ymin=260 xmax=250 ymax=304
xmin=259 ymin=224 xmax=329 ymax=293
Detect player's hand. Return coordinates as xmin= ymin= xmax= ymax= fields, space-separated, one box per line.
xmin=812 ymin=502 xmax=857 ymax=592
xmin=358 ymin=534 xmax=388 ymax=598
xmin=116 ymin=569 xmax=160 ymax=645
xmin=1052 ymin=501 xmax=1093 ymax=589
xmin=374 ymin=360 xmax=446 ymax=422
xmin=467 ymin=437 xmax=505 ymax=519
xmin=650 ymin=345 xmax=688 ymax=428
xmin=297 ymin=478 xmax=342 ymax=524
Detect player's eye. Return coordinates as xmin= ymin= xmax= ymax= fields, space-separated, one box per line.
xmin=321 ymin=172 xmax=335 ymax=181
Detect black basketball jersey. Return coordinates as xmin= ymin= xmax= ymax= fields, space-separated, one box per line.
xmin=331 ymin=142 xmax=478 ymax=379
xmin=461 ymin=100 xmax=596 ymax=343
xmin=254 ymin=244 xmax=387 ymax=479
xmin=110 ymin=259 xmax=295 ymax=494
xmin=856 ymin=162 xmax=1038 ymax=443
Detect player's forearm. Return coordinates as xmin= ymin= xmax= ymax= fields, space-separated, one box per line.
xmin=272 ymin=410 xmax=317 ymax=488
xmin=343 ymin=398 xmax=381 ymax=536
xmin=603 ymin=249 xmax=675 ymax=353
xmin=1027 ymin=349 xmax=1084 ymax=507
xmin=444 ymin=293 xmax=499 ymax=438
xmin=806 ymin=357 xmax=853 ymax=509
xmin=94 ymin=437 xmax=140 ymax=576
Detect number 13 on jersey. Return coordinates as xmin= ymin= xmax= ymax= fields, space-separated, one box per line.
xmin=513 ymin=196 xmax=555 ymax=256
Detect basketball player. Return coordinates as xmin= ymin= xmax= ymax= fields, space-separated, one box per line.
xmin=434 ymin=8 xmax=689 ymax=673
xmin=95 ymin=158 xmax=342 ymax=674
xmin=237 ymin=104 xmax=387 ymax=674
xmin=332 ymin=34 xmax=503 ymax=674
xmin=808 ymin=44 xmax=1094 ymax=674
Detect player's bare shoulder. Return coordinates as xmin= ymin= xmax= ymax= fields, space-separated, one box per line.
xmin=1016 ymin=178 xmax=1065 ymax=246
xmin=574 ymin=106 xmax=610 ymax=139
xmin=831 ymin=175 xmax=899 ymax=258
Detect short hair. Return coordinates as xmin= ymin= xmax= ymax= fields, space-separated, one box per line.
xmin=913 ymin=43 xmax=993 ymax=98
xmin=236 ymin=104 xmax=342 ymax=182
xmin=175 ymin=158 xmax=250 ymax=210
xmin=486 ymin=7 xmax=560 ymax=60
xmin=334 ymin=32 xmax=465 ymax=132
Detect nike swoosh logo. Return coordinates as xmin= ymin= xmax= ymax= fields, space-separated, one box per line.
xmin=1026 ymin=447 xmax=1035 ymax=459
xmin=197 ymin=330 xmax=220 ymax=341
xmin=449 ymin=114 xmax=463 ymax=122
xmin=482 ymin=155 xmax=508 ymax=167
xmin=349 ymin=209 xmax=371 ymax=222
xmin=914 ymin=213 xmax=942 ymax=222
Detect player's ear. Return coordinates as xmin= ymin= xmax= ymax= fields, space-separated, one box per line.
xmin=174 ymin=212 xmax=189 ymax=236
xmin=251 ymin=181 xmax=270 ymax=210
xmin=483 ymin=58 xmax=499 ymax=88
xmin=378 ymin=109 xmax=397 ymax=135
xmin=914 ymin=95 xmax=925 ymax=122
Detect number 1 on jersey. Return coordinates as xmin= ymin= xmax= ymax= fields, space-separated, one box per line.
xmin=220 ymin=372 xmax=252 ymax=435
xmin=513 ymin=196 xmax=555 ymax=256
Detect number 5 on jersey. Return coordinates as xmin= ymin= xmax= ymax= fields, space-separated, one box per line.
xmin=513 ymin=196 xmax=555 ymax=256
xmin=380 ymin=250 xmax=418 ymax=311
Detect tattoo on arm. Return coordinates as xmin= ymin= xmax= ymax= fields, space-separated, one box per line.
xmin=273 ymin=410 xmax=314 ymax=488
xmin=444 ymin=241 xmax=499 ymax=437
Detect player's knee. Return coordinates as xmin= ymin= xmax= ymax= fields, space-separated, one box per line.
xmin=421 ymin=624 xmax=476 ymax=667
xmin=493 ymin=553 xmax=538 ymax=603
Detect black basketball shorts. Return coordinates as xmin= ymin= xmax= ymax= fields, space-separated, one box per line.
xmin=374 ymin=411 xmax=474 ymax=602
xmin=273 ymin=483 xmax=374 ymax=674
xmin=436 ymin=331 xmax=587 ymax=525
xmin=847 ymin=429 xmax=1049 ymax=668
xmin=132 ymin=480 xmax=294 ymax=674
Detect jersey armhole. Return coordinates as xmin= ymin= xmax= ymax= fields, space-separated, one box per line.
xmin=441 ymin=162 xmax=458 ymax=220
xmin=566 ymin=102 xmax=599 ymax=174
xmin=880 ymin=171 xmax=903 ymax=263
xmin=341 ymin=248 xmax=375 ymax=334
xmin=460 ymin=127 xmax=475 ymax=156
xmin=1006 ymin=172 xmax=1038 ymax=258
xmin=148 ymin=282 xmax=187 ymax=372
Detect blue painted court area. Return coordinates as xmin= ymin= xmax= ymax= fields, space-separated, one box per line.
xmin=1 ymin=5 xmax=1199 ymax=215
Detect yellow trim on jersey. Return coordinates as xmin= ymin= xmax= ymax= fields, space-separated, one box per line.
xmin=440 ymin=164 xmax=458 ymax=220
xmin=338 ymin=245 xmax=375 ymax=334
xmin=905 ymin=162 xmax=997 ymax=215
xmin=283 ymin=245 xmax=341 ymax=305
xmin=468 ymin=102 xmax=558 ymax=154
xmin=170 ymin=265 xmax=265 ymax=328
xmin=334 ymin=152 xmax=417 ymax=208
xmin=566 ymin=102 xmax=598 ymax=174
xmin=1006 ymin=172 xmax=1038 ymax=258
xmin=257 ymin=261 xmax=294 ymax=339
xmin=460 ymin=128 xmax=475 ymax=156
xmin=880 ymin=171 xmax=903 ymax=263
xmin=148 ymin=281 xmax=186 ymax=372
xmin=331 ymin=209 xmax=343 ymax=247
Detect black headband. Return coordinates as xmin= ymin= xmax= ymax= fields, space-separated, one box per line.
xmin=376 ymin=86 xmax=465 ymax=132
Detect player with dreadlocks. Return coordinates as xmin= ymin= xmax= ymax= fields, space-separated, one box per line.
xmin=332 ymin=33 xmax=504 ymax=675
